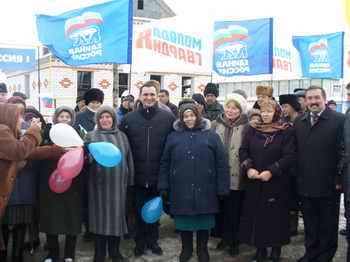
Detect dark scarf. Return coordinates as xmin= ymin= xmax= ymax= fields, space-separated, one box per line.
xmin=217 ymin=113 xmax=247 ymax=152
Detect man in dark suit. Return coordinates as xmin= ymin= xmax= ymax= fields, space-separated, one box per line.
xmin=294 ymin=86 xmax=345 ymax=262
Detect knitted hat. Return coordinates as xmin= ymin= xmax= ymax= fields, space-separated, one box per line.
xmin=279 ymin=94 xmax=301 ymax=112
xmin=256 ymin=85 xmax=273 ymax=97
xmin=179 ymin=103 xmax=201 ymax=127
xmin=0 ymin=83 xmax=8 ymax=93
xmin=204 ymin=83 xmax=219 ymax=97
xmin=232 ymin=89 xmax=248 ymax=99
xmin=178 ymin=98 xmax=196 ymax=109
xmin=226 ymin=93 xmax=248 ymax=114
xmin=12 ymin=92 xmax=27 ymax=100
xmin=84 ymin=88 xmax=104 ymax=105
xmin=191 ymin=93 xmax=206 ymax=107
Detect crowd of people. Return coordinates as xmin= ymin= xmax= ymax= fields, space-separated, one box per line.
xmin=0 ymin=79 xmax=350 ymax=262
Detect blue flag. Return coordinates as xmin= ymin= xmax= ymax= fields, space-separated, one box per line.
xmin=0 ymin=48 xmax=36 ymax=70
xmin=213 ymin=18 xmax=273 ymax=76
xmin=292 ymin=32 xmax=344 ymax=79
xmin=36 ymin=0 xmax=133 ymax=66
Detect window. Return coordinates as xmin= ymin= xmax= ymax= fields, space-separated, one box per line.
xmin=182 ymin=76 xmax=192 ymax=97
xmin=137 ymin=0 xmax=144 ymax=10
xmin=118 ymin=73 xmax=129 ymax=97
xmin=77 ymin=71 xmax=92 ymax=97
xmin=150 ymin=74 xmax=162 ymax=87
xmin=42 ymin=47 xmax=50 ymax=56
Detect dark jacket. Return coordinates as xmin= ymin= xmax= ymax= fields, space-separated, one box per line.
xmin=342 ymin=114 xmax=350 ymax=201
xmin=294 ymin=108 xmax=345 ymax=197
xmin=8 ymin=121 xmax=40 ymax=206
xmin=30 ymin=110 xmax=83 ymax=235
xmin=204 ymin=102 xmax=224 ymax=121
xmin=166 ymin=102 xmax=179 ymax=118
xmin=158 ymin=119 xmax=230 ymax=216
xmin=239 ymin=126 xmax=295 ymax=247
xmin=74 ymin=107 xmax=96 ymax=132
xmin=120 ymin=104 xmax=175 ymax=188
xmin=7 ymin=161 xmax=39 ymax=206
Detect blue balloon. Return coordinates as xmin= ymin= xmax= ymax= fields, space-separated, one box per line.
xmin=88 ymin=142 xmax=122 ymax=167
xmin=142 ymin=197 xmax=163 ymax=224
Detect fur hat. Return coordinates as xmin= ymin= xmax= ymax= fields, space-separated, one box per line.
xmin=256 ymin=85 xmax=273 ymax=97
xmin=0 ymin=83 xmax=8 ymax=93
xmin=279 ymin=94 xmax=301 ymax=112
xmin=204 ymin=83 xmax=219 ymax=97
xmin=84 ymin=88 xmax=104 ymax=105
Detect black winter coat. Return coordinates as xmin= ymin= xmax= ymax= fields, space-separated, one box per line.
xmin=158 ymin=119 xmax=230 ymax=216
xmin=74 ymin=108 xmax=96 ymax=132
xmin=120 ymin=105 xmax=175 ymax=187
xmin=294 ymin=108 xmax=345 ymax=197
xmin=239 ymin=126 xmax=295 ymax=247
xmin=343 ymin=113 xmax=350 ymax=201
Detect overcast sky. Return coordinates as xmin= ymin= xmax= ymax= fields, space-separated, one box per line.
xmin=0 ymin=0 xmax=347 ymax=47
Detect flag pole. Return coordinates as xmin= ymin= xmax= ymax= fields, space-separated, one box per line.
xmin=128 ymin=63 xmax=132 ymax=94
xmin=37 ymin=46 xmax=41 ymax=113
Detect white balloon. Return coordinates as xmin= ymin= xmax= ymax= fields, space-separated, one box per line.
xmin=49 ymin=123 xmax=84 ymax=148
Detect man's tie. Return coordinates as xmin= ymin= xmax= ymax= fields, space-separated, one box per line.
xmin=311 ymin=112 xmax=319 ymax=126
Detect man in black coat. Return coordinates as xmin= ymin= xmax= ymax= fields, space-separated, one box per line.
xmin=294 ymin=86 xmax=345 ymax=262
xmin=120 ymin=80 xmax=175 ymax=257
xmin=158 ymin=89 xmax=178 ymax=118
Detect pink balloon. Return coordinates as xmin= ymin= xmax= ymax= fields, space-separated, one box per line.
xmin=49 ymin=170 xmax=72 ymax=193
xmin=57 ymin=147 xmax=84 ymax=181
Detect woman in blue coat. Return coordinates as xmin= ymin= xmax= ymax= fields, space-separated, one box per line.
xmin=158 ymin=103 xmax=230 ymax=262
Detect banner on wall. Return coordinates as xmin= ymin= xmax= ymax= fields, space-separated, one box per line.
xmin=292 ymin=32 xmax=344 ymax=79
xmin=212 ymin=18 xmax=273 ymax=77
xmin=132 ymin=16 xmax=212 ymax=75
xmin=36 ymin=0 xmax=133 ymax=66
xmin=0 ymin=48 xmax=35 ymax=70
